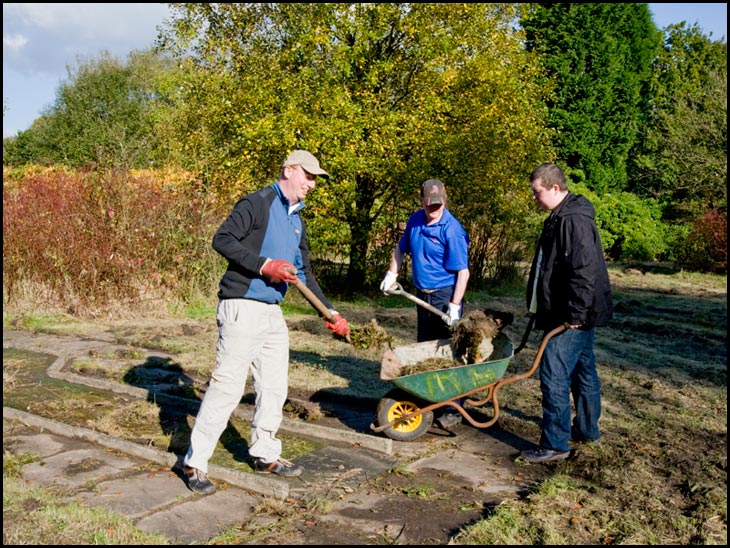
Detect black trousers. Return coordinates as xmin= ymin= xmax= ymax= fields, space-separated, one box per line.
xmin=415 ymin=286 xmax=454 ymax=342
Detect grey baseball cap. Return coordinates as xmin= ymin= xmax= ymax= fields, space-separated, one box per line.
xmin=420 ymin=178 xmax=446 ymax=206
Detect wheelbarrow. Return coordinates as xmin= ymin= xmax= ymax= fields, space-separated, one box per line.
xmin=370 ymin=324 xmax=566 ymax=441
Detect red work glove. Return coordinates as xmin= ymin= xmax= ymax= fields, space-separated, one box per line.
xmin=325 ymin=313 xmax=350 ymax=338
xmin=261 ymin=259 xmax=298 ymax=284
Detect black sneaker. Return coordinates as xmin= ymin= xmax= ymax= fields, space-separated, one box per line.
xmin=253 ymin=457 xmax=303 ymax=477
xmin=520 ymin=447 xmax=571 ymax=463
xmin=435 ymin=412 xmax=462 ymax=429
xmin=183 ymin=465 xmax=217 ymax=494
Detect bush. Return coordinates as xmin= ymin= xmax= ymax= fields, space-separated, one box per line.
xmin=674 ymin=209 xmax=727 ymax=274
xmin=571 ymin=183 xmax=668 ymax=262
xmin=3 ymin=167 xmax=224 ymax=316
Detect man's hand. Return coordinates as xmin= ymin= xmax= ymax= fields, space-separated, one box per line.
xmin=379 ymin=271 xmax=398 ymax=294
xmin=325 ymin=312 xmax=350 ymax=338
xmin=448 ymin=302 xmax=461 ymax=326
xmin=261 ymin=259 xmax=298 ymax=284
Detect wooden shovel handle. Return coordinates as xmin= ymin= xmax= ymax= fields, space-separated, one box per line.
xmin=386 ymin=282 xmax=453 ymax=327
xmin=286 ymin=267 xmax=336 ymax=321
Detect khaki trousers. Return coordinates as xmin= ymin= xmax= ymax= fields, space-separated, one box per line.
xmin=184 ymin=298 xmax=289 ymax=472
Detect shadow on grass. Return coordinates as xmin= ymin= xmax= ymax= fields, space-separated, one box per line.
xmin=123 ymin=357 xmax=251 ymax=467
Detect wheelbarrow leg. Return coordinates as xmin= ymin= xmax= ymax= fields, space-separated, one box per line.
xmin=438 ymin=386 xmax=502 ymax=429
xmin=459 ymin=324 xmax=568 ymax=429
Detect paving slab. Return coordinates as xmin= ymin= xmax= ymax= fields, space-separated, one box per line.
xmin=406 ymin=448 xmax=523 ymax=494
xmin=318 ymin=491 xmax=406 ymax=536
xmin=20 ymin=447 xmax=140 ymax=489
xmin=288 ymin=444 xmax=399 ymax=498
xmin=405 ymin=424 xmax=529 ymax=495
xmin=4 ymin=431 xmax=72 ymax=458
xmin=134 ymin=486 xmax=260 ymax=544
xmin=75 ymin=469 xmax=195 ymax=519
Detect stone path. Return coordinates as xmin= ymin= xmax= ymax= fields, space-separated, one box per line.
xmin=3 ymin=328 xmax=538 ymax=544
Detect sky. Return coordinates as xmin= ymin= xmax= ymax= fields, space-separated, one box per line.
xmin=3 ymin=3 xmax=728 ymax=139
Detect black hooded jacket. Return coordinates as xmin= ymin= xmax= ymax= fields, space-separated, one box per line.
xmin=526 ymin=192 xmax=613 ymax=331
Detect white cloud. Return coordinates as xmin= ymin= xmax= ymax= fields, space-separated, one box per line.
xmin=3 ymin=3 xmax=170 ymax=137
xmin=3 ymin=3 xmax=169 ymax=76
xmin=4 ymin=3 xmax=167 ymax=38
xmin=3 ymin=33 xmax=28 ymax=50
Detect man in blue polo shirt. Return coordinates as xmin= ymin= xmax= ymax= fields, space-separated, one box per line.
xmin=380 ymin=178 xmax=470 ymax=427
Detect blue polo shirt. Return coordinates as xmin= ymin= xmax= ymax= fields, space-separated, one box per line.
xmin=398 ymin=208 xmax=469 ymax=290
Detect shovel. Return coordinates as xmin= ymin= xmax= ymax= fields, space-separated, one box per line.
xmin=384 ymin=282 xmax=453 ymax=327
xmin=287 ymin=268 xmax=352 ymax=344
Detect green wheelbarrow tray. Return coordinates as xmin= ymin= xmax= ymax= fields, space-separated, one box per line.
xmin=381 ymin=332 xmax=514 ymax=401
xmin=370 ymin=325 xmax=566 ymax=440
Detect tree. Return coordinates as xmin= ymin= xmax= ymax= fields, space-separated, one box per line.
xmin=159 ymin=3 xmax=553 ymax=290
xmin=521 ymin=3 xmax=661 ymax=194
xmin=630 ymin=23 xmax=727 ymax=221
xmin=3 ymin=50 xmax=177 ymax=169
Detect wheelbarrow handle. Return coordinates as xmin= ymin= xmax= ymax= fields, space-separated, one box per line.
xmin=385 ymin=282 xmax=453 ymax=327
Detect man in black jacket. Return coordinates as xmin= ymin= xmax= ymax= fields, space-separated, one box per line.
xmin=521 ymin=163 xmax=613 ymax=463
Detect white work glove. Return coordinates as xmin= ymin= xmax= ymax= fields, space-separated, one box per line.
xmin=380 ymin=271 xmax=398 ymax=294
xmin=448 ymin=302 xmax=461 ymax=326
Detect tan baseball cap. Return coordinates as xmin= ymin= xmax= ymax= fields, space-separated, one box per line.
xmin=283 ymin=150 xmax=329 ymax=179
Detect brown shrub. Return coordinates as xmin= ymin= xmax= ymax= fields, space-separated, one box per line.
xmin=676 ymin=209 xmax=727 ymax=274
xmin=3 ymin=167 xmax=224 ymax=316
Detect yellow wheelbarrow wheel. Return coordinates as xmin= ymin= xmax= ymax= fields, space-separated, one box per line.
xmin=376 ymin=389 xmax=434 ymax=441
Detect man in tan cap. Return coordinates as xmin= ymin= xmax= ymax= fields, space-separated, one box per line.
xmin=181 ymin=150 xmax=349 ymax=494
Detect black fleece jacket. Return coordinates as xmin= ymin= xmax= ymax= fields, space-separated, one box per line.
xmin=526 ymin=192 xmax=613 ymax=331
xmin=213 ymin=183 xmax=333 ymax=311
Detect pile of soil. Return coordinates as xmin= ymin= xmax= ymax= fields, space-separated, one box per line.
xmin=451 ymin=309 xmax=511 ymax=364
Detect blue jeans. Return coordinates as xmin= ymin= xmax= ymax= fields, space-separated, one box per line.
xmin=538 ymin=327 xmax=601 ymax=452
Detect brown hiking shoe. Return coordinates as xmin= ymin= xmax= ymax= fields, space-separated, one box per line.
xmin=183 ymin=465 xmax=216 ymax=495
xmin=253 ymin=457 xmax=303 ymax=477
